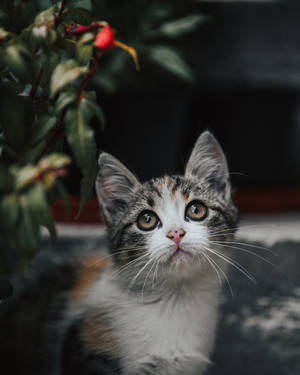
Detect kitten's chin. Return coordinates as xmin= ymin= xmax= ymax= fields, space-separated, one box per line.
xmin=170 ymin=247 xmax=192 ymax=261
xmin=165 ymin=246 xmax=204 ymax=275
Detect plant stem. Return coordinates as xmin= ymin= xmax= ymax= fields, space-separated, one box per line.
xmin=54 ymin=0 xmax=67 ymax=29
xmin=29 ymin=66 xmax=44 ymax=101
xmin=75 ymin=52 xmax=100 ymax=103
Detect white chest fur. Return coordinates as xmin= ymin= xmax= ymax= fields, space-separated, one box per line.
xmin=86 ymin=273 xmax=220 ymax=374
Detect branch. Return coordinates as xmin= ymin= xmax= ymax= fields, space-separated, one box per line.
xmin=29 ymin=66 xmax=44 ymax=101
xmin=54 ymin=0 xmax=67 ymax=29
xmin=75 ymin=52 xmax=100 ymax=103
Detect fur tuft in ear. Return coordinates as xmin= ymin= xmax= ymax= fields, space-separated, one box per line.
xmin=95 ymin=153 xmax=140 ymax=225
xmin=185 ymin=131 xmax=231 ymax=200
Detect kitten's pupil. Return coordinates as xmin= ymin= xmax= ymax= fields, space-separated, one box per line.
xmin=191 ymin=205 xmax=199 ymax=214
xmin=144 ymin=213 xmax=151 ymax=223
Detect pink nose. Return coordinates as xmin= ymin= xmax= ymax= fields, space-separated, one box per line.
xmin=167 ymin=228 xmax=186 ymax=244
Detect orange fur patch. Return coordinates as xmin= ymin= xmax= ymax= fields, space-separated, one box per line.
xmin=164 ymin=175 xmax=172 ymax=188
xmin=181 ymin=192 xmax=189 ymax=201
xmin=81 ymin=312 xmax=120 ymax=356
xmin=71 ymin=257 xmax=109 ymax=302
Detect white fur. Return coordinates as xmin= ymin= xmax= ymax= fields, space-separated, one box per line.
xmin=83 ymin=269 xmax=220 ymax=375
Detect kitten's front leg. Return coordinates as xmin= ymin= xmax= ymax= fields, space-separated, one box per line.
xmin=126 ymin=356 xmax=209 ymax=375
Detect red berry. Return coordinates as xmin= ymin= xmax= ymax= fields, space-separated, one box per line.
xmin=95 ymin=25 xmax=115 ymax=51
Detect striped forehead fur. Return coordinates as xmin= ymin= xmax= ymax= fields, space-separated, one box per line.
xmin=137 ymin=175 xmax=232 ymax=213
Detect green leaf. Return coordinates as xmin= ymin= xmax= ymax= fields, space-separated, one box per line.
xmin=31 ymin=25 xmax=48 ymax=40
xmin=18 ymin=183 xmax=57 ymax=247
xmin=20 ymin=26 xmax=34 ymax=46
xmin=17 ymin=193 xmax=39 ymax=251
xmin=81 ymin=91 xmax=105 ymax=129
xmin=41 ymin=203 xmax=56 ymax=241
xmin=66 ymin=7 xmax=93 ymax=25
xmin=54 ymin=89 xmax=77 ymax=115
xmin=40 ymin=51 xmax=60 ymax=91
xmin=21 ymin=141 xmax=45 ymax=165
xmin=30 ymin=115 xmax=57 ymax=145
xmin=64 ymin=96 xmax=99 ymax=213
xmin=76 ymin=32 xmax=94 ymax=65
xmin=50 ymin=59 xmax=88 ymax=97
xmin=0 ymin=88 xmax=34 ymax=153
xmin=0 ymin=27 xmax=13 ymax=40
xmin=14 ymin=165 xmax=39 ymax=191
xmin=151 ymin=14 xmax=208 ymax=39
xmin=0 ymin=165 xmax=14 ymax=192
xmin=67 ymin=0 xmax=92 ymax=11
xmin=34 ymin=187 xmax=56 ymax=241
xmin=55 ymin=180 xmax=71 ymax=214
xmin=64 ymin=102 xmax=95 ymax=170
xmin=76 ymin=45 xmax=93 ymax=65
xmin=149 ymin=46 xmax=194 ymax=83
xmin=2 ymin=43 xmax=32 ymax=81
xmin=0 ymin=193 xmax=20 ymax=232
xmin=34 ymin=5 xmax=56 ymax=26
xmin=78 ymin=156 xmax=97 ymax=215
xmin=31 ymin=26 xmax=57 ymax=47
xmin=38 ymin=152 xmax=71 ymax=170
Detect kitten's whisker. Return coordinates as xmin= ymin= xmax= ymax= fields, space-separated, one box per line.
xmin=114 ymin=254 xmax=149 ymax=273
xmin=205 ymin=247 xmax=257 ymax=284
xmin=209 ymin=223 xmax=277 ymax=236
xmin=201 ymin=252 xmax=222 ymax=286
xmin=141 ymin=259 xmax=157 ymax=302
xmin=202 ymin=251 xmax=234 ymax=298
xmin=129 ymin=257 xmax=154 ymax=289
xmin=211 ymin=241 xmax=276 ymax=267
xmin=229 ymin=171 xmax=247 ymax=177
xmin=113 ymin=259 xmax=142 ymax=278
xmin=113 ymin=254 xmax=149 ymax=278
xmin=211 ymin=240 xmax=274 ymax=254
xmin=209 ymin=227 xmax=240 ymax=235
xmin=152 ymin=258 xmax=162 ymax=289
xmin=79 ymin=247 xmax=148 ymax=273
xmin=185 ymin=242 xmax=256 ymax=283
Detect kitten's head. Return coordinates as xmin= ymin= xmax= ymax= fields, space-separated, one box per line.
xmin=96 ymin=131 xmax=238 ymax=286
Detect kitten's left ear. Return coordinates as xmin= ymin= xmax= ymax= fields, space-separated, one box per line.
xmin=95 ymin=153 xmax=141 ymax=225
xmin=185 ymin=131 xmax=231 ymax=200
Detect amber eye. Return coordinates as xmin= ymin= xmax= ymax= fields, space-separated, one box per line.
xmin=137 ymin=210 xmax=160 ymax=231
xmin=185 ymin=200 xmax=208 ymax=221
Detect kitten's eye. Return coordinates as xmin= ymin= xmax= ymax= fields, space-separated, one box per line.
xmin=137 ymin=210 xmax=160 ymax=231
xmin=185 ymin=200 xmax=208 ymax=221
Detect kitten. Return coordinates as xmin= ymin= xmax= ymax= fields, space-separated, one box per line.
xmin=0 ymin=131 xmax=238 ymax=375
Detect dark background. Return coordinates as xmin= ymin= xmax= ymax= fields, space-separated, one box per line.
xmin=60 ymin=0 xmax=300 ymax=219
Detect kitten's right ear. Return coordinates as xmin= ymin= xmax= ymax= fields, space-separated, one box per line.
xmin=95 ymin=153 xmax=140 ymax=225
xmin=185 ymin=131 xmax=231 ymax=201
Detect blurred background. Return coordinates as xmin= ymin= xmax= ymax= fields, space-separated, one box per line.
xmin=53 ymin=0 xmax=300 ymax=222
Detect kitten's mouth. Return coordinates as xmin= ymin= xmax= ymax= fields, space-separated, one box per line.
xmin=170 ymin=247 xmax=192 ymax=261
